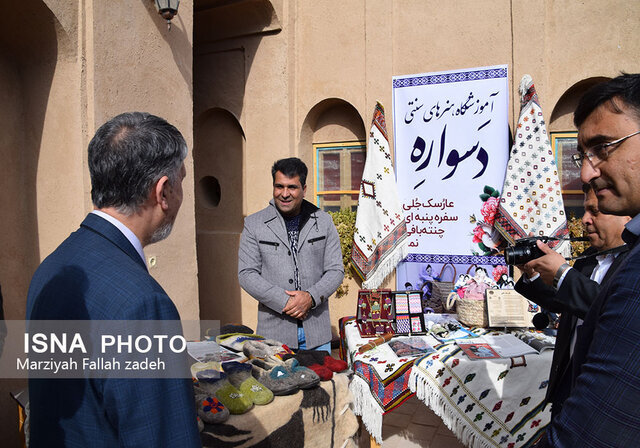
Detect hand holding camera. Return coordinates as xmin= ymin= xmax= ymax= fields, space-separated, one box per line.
xmin=521 ymin=240 xmax=567 ymax=286
xmin=506 ymin=236 xmax=572 ymax=287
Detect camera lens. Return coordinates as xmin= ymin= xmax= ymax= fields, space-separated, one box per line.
xmin=504 ymin=245 xmax=533 ymax=265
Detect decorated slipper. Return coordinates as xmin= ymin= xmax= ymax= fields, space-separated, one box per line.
xmin=283 ymin=351 xmax=333 ymax=381
xmin=284 ymin=358 xmax=321 ymax=389
xmin=223 ymin=362 xmax=274 ymax=405
xmin=197 ymin=372 xmax=253 ymax=414
xmin=243 ymin=339 xmax=294 ymax=360
xmin=196 ymin=394 xmax=230 ymax=424
xmin=322 ymin=355 xmax=348 ymax=373
xmin=216 ymin=333 xmax=265 ymax=352
xmin=196 ymin=416 xmax=204 ymax=432
xmin=191 ymin=361 xmax=223 ymax=380
xmin=249 ymin=358 xmax=300 ymax=396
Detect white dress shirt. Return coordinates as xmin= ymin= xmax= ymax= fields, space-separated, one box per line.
xmin=91 ymin=210 xmax=146 ymax=266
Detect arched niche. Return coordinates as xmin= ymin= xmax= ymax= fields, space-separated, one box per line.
xmin=299 ymin=98 xmax=367 ymax=190
xmin=0 ymin=2 xmax=61 ymax=445
xmin=194 ymin=108 xmax=246 ymax=323
xmin=301 ymin=98 xmax=366 ymax=150
xmin=549 ymin=77 xmax=611 ymax=131
xmin=0 ymin=0 xmax=59 ymax=316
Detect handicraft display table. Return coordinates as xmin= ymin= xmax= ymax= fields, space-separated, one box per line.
xmin=340 ymin=317 xmax=552 ymax=447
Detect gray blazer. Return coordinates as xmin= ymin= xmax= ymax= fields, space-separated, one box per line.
xmin=238 ymin=200 xmax=344 ymax=348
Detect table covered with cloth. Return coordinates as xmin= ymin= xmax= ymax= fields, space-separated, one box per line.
xmin=340 ymin=316 xmax=552 ymax=446
xmin=339 ymin=316 xmax=427 ymax=443
xmin=410 ymin=337 xmax=552 ymax=448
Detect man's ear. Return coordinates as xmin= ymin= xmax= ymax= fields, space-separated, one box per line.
xmin=302 ymin=184 xmax=307 ymax=197
xmin=153 ymin=175 xmax=171 ymax=210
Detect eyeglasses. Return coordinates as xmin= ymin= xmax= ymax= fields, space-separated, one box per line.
xmin=572 ymin=130 xmax=640 ymax=168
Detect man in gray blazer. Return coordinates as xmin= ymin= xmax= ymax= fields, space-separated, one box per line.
xmin=238 ymin=158 xmax=344 ymax=351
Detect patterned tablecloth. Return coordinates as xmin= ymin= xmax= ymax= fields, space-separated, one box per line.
xmin=410 ymin=337 xmax=552 ymax=448
xmin=340 ymin=317 xmax=552 ymax=446
xmin=340 ymin=317 xmax=438 ymax=443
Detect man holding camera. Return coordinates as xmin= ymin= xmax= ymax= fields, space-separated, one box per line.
xmin=532 ymin=74 xmax=640 ymax=447
xmin=515 ymin=183 xmax=630 ymax=418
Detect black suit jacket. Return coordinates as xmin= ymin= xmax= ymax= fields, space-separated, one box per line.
xmin=515 ymin=245 xmax=627 ymax=416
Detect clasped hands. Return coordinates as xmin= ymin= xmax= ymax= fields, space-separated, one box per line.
xmin=283 ymin=290 xmax=312 ymax=320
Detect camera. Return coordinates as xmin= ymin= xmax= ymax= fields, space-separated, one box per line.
xmin=504 ymin=236 xmax=551 ymax=265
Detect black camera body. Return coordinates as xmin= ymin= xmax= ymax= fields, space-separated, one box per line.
xmin=504 ymin=236 xmax=551 ymax=265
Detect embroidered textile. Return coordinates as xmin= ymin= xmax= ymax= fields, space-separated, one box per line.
xmin=494 ymin=75 xmax=569 ymax=254
xmin=410 ymin=332 xmax=552 ymax=448
xmin=340 ymin=317 xmax=425 ymax=443
xmin=351 ymin=102 xmax=409 ymax=288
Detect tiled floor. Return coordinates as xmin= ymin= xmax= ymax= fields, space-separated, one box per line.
xmin=361 ymin=395 xmax=466 ymax=447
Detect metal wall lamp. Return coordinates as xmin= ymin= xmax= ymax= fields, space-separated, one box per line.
xmin=155 ymin=0 xmax=180 ymax=30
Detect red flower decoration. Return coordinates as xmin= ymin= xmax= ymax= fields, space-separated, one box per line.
xmin=472 ymin=225 xmax=485 ymax=243
xmin=481 ymin=197 xmax=499 ymax=225
xmin=203 ymin=396 xmax=225 ymax=414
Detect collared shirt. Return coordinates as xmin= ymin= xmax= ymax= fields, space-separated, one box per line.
xmin=91 ymin=210 xmax=146 ymax=266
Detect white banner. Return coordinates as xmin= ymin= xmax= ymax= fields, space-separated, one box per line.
xmin=392 ymin=65 xmax=510 ymax=289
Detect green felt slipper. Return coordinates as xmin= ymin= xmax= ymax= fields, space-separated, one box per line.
xmin=223 ymin=361 xmax=274 ymax=405
xmin=197 ymin=372 xmax=254 ymax=414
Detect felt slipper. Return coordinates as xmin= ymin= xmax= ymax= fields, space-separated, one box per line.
xmin=249 ymin=358 xmax=299 ymax=396
xmin=223 ymin=362 xmax=274 ymax=405
xmin=284 ymin=358 xmax=321 ymax=388
xmin=219 ymin=323 xmax=254 ymax=335
xmin=243 ymin=339 xmax=294 ymax=360
xmin=197 ymin=372 xmax=254 ymax=414
xmin=190 ymin=361 xmax=223 ymax=380
xmin=195 ymin=394 xmax=230 ymax=424
xmin=283 ymin=352 xmax=333 ymax=381
xmin=305 ymin=363 xmax=333 ymax=381
xmin=216 ymin=333 xmax=265 ymax=352
xmin=322 ymin=355 xmax=348 ymax=373
xmin=196 ymin=416 xmax=204 ymax=432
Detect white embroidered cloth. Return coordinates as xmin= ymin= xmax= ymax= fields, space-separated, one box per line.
xmin=410 ymin=333 xmax=552 ymax=448
xmin=351 ymin=102 xmax=409 ymax=288
xmin=495 ymin=75 xmax=569 ymax=254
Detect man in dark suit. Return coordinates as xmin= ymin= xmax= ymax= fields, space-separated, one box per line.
xmin=26 ymin=113 xmax=200 ymax=447
xmin=533 ymin=74 xmax=640 ymax=446
xmin=515 ymin=183 xmax=630 ymax=418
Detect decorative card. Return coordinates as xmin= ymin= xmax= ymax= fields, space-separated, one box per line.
xmin=394 ymin=293 xmax=409 ymax=314
xmin=408 ymin=292 xmax=423 ymax=313
xmin=395 ymin=315 xmax=411 ymax=334
xmin=411 ymin=316 xmax=423 ymax=333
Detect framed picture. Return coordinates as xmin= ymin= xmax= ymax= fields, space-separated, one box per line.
xmin=551 ymin=132 xmax=581 ymax=194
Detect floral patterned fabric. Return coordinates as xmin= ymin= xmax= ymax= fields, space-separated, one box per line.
xmin=494 ymin=74 xmax=569 ymax=254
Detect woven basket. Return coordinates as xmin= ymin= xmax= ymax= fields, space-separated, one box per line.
xmin=446 ymin=291 xmax=489 ymax=327
xmin=427 ymin=263 xmax=456 ymax=313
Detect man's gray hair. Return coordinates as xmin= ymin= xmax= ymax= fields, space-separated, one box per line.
xmin=88 ymin=112 xmax=187 ymax=215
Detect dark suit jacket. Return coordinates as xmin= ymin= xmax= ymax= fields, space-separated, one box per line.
xmin=26 ymin=213 xmax=200 ymax=448
xmin=515 ymin=246 xmax=627 ymax=417
xmin=537 ymin=233 xmax=640 ymax=447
